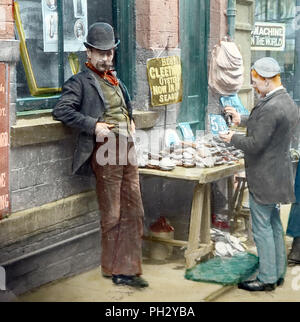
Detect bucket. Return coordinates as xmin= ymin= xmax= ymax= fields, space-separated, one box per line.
xmin=149 ymin=217 xmax=174 ymax=260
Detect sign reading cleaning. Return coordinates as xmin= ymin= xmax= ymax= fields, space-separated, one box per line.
xmin=251 ymin=22 xmax=285 ymax=51
xmin=147 ymin=56 xmax=182 ymax=107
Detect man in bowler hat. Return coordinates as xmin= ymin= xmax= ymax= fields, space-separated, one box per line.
xmin=53 ymin=22 xmax=148 ymax=288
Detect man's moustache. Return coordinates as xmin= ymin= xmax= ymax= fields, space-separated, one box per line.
xmin=96 ymin=61 xmax=114 ymax=71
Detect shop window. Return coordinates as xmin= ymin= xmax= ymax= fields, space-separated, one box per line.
xmin=14 ymin=0 xmax=135 ymax=113
xmin=178 ymin=0 xmax=209 ymax=133
xmin=252 ymin=0 xmax=299 ymax=103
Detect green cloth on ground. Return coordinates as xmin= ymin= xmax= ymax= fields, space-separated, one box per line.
xmin=185 ymin=252 xmax=259 ymax=285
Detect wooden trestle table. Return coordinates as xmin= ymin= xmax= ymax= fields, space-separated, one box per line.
xmin=139 ymin=160 xmax=245 ymax=269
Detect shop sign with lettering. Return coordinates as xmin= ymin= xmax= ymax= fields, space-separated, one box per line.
xmin=251 ymin=22 xmax=285 ymax=51
xmin=147 ymin=56 xmax=182 ymax=107
xmin=0 ymin=63 xmax=10 ymax=219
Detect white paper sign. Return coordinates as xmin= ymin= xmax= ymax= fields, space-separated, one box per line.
xmin=251 ymin=22 xmax=285 ymax=51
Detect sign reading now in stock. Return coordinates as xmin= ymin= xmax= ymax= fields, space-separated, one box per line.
xmin=0 ymin=63 xmax=10 ymax=220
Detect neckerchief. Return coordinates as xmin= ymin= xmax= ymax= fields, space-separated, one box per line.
xmin=85 ymin=62 xmax=119 ymax=86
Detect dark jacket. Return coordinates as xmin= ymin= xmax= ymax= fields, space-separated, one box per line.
xmin=52 ymin=69 xmax=133 ymax=176
xmin=231 ymin=88 xmax=299 ymax=204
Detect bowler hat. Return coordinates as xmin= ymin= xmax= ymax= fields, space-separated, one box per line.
xmin=252 ymin=57 xmax=281 ymax=78
xmin=84 ymin=22 xmax=120 ymax=51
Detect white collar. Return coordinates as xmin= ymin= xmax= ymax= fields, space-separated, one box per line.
xmin=266 ymin=86 xmax=284 ymax=97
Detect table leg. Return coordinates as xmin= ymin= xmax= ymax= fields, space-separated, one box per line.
xmin=185 ymin=183 xmax=213 ymax=269
xmin=227 ymin=176 xmax=235 ymax=233
xmin=200 ymin=183 xmax=211 ymax=244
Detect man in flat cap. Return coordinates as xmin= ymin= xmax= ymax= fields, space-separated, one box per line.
xmin=53 ymin=22 xmax=148 ymax=288
xmin=220 ymin=57 xmax=299 ymax=291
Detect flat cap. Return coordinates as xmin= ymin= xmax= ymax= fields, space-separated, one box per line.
xmin=252 ymin=57 xmax=281 ymax=78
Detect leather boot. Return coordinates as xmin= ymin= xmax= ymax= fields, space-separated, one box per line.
xmin=112 ymin=275 xmax=149 ymax=288
xmin=238 ymin=279 xmax=276 ymax=292
xmin=288 ymin=237 xmax=300 ymax=264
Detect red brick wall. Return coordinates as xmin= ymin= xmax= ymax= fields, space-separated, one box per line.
xmin=136 ymin=0 xmax=227 ymax=51
xmin=209 ymin=0 xmax=227 ymax=52
xmin=0 ymin=0 xmax=14 ymax=39
xmin=136 ymin=0 xmax=179 ymax=49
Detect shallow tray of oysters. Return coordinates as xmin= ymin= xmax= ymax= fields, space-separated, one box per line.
xmin=137 ymin=134 xmax=244 ymax=171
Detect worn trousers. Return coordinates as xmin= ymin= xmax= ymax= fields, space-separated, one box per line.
xmin=91 ymin=135 xmax=144 ymax=276
xmin=249 ymin=193 xmax=286 ymax=284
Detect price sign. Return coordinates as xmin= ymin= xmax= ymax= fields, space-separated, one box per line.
xmin=220 ymin=94 xmax=250 ymax=116
xmin=209 ymin=114 xmax=229 ymax=136
xmin=178 ymin=122 xmax=195 ymax=142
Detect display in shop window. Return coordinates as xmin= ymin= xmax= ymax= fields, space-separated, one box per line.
xmin=15 ymin=0 xmax=115 ymax=103
xmin=42 ymin=0 xmax=87 ymax=52
xmin=14 ymin=0 xmax=88 ymax=96
xmin=15 ymin=1 xmax=60 ymax=95
xmin=46 ymin=0 xmax=57 ymax=10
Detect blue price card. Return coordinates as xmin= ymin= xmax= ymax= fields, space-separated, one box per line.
xmin=209 ymin=114 xmax=229 ymax=136
xmin=178 ymin=122 xmax=195 ymax=142
xmin=220 ymin=94 xmax=250 ymax=116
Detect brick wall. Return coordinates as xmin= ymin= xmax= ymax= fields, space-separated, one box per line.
xmin=10 ymin=139 xmax=95 ymax=212
xmin=0 ymin=191 xmax=101 ymax=295
xmin=209 ymin=0 xmax=228 ymax=53
xmin=0 ymin=0 xmax=14 ymax=39
xmin=136 ymin=0 xmax=179 ymax=50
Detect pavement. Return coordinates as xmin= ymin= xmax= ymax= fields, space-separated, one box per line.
xmin=2 ymin=205 xmax=300 ymax=302
xmin=15 ymin=257 xmax=229 ymax=302
xmin=215 ymin=263 xmax=300 ymax=302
